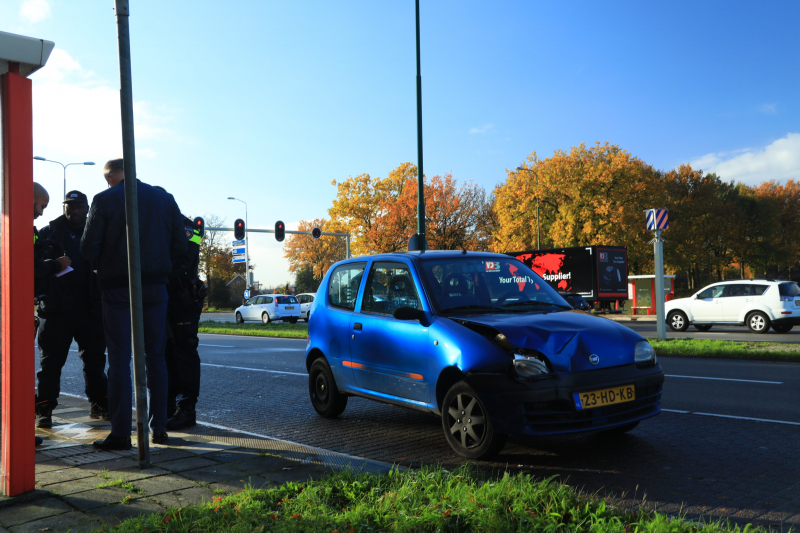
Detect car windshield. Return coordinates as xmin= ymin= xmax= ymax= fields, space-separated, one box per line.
xmin=417 ymin=256 xmax=570 ymax=314
xmin=779 ymin=283 xmax=800 ymax=297
xmin=276 ymin=296 xmax=298 ymax=304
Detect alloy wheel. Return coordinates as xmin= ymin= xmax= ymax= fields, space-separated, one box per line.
xmin=447 ymin=393 xmax=486 ymax=449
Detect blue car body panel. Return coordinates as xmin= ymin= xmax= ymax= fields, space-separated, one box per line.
xmin=306 ymin=251 xmax=664 ymax=437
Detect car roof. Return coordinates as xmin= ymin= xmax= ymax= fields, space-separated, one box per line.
xmin=708 ymin=279 xmax=784 ymax=284
xmin=338 ymin=250 xmax=512 ymax=263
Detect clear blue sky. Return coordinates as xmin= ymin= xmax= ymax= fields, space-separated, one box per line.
xmin=4 ymin=1 xmax=799 ymax=285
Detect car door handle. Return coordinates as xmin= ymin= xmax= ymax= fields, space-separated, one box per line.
xmin=354 ymin=323 xmax=362 ymax=331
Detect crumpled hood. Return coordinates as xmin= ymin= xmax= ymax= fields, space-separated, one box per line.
xmin=456 ymin=311 xmax=644 ymax=372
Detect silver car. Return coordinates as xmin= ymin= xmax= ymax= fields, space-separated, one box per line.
xmin=235 ymin=294 xmax=301 ymax=324
xmin=296 ymin=292 xmax=316 ymax=322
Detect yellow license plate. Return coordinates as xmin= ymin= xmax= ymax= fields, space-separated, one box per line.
xmin=285 ymin=306 xmax=295 ymax=310
xmin=573 ymin=384 xmax=635 ymax=410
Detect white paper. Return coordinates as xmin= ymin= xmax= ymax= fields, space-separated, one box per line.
xmin=55 ymin=266 xmax=74 ymax=278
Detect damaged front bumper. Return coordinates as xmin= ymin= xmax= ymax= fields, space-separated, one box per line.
xmin=463 ymin=363 xmax=665 ymax=436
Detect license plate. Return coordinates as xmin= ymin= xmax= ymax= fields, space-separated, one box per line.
xmin=285 ymin=306 xmax=295 ymax=310
xmin=573 ymin=384 xmax=635 ymax=410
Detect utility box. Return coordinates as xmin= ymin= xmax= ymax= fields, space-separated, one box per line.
xmin=628 ymin=275 xmax=676 ymax=315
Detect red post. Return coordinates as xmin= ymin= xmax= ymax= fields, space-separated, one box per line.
xmin=1 ymin=68 xmax=36 ymax=495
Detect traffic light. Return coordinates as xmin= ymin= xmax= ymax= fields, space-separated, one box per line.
xmin=234 ymin=218 xmax=245 ymax=241
xmin=275 ymin=220 xmax=285 ymax=242
xmin=311 ymin=227 xmax=321 ymax=239
xmin=193 ymin=216 xmax=205 ymax=238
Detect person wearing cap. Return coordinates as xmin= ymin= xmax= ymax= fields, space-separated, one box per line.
xmin=35 ymin=189 xmax=108 ymax=429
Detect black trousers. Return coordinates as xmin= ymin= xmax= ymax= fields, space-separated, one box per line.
xmin=36 ymin=307 xmax=108 ymax=411
xmin=166 ymin=299 xmax=202 ymax=412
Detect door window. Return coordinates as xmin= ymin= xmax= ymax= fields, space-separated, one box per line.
xmin=329 ymin=262 xmax=367 ymax=310
xmin=244 ymin=297 xmax=257 ymax=306
xmin=725 ymin=284 xmax=749 ymax=297
xmin=361 ymin=262 xmax=421 ymax=316
xmin=749 ymin=285 xmax=769 ymax=296
xmin=697 ymin=285 xmax=725 ymax=299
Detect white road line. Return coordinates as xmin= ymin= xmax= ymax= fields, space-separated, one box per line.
xmin=693 ymin=412 xmax=800 ymax=426
xmin=662 ymin=408 xmax=691 ymax=414
xmin=198 ymin=344 xmax=235 ymax=348
xmin=200 ymin=362 xmax=306 ymax=376
xmin=665 ymin=374 xmax=782 ymax=384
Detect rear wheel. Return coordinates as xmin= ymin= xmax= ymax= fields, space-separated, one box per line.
xmin=288 ymin=317 xmax=298 ymax=324
xmin=442 ymin=382 xmax=506 ymax=460
xmin=667 ymin=311 xmax=689 ymax=332
xmin=235 ymin=312 xmax=244 ymax=324
xmin=747 ymin=312 xmax=770 ymax=333
xmin=694 ymin=324 xmax=712 ymax=332
xmin=772 ymin=323 xmax=793 ymax=333
xmin=262 ymin=312 xmax=271 ymax=324
xmin=308 ymin=359 xmax=348 ymax=417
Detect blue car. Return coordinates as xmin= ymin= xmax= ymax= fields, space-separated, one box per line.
xmin=306 ymin=251 xmax=664 ymax=460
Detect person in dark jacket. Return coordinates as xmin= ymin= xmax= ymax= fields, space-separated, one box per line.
xmin=35 ymin=191 xmax=108 ymax=428
xmin=80 ymin=159 xmax=187 ymax=451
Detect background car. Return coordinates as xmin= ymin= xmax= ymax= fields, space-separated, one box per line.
xmin=560 ymin=292 xmax=591 ymax=312
xmin=296 ymin=292 xmax=316 ymax=322
xmin=305 ymin=251 xmax=663 ymax=460
xmin=665 ymin=279 xmax=800 ymax=333
xmin=235 ymin=294 xmax=301 ymax=324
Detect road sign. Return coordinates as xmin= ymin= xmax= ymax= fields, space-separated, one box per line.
xmin=244 ymin=290 xmax=250 ymax=299
xmin=232 ymin=247 xmax=246 ymax=255
xmin=232 ymin=240 xmax=245 ymax=246
xmin=233 ymin=256 xmax=247 ymax=264
xmin=646 ymin=209 xmax=669 ymax=230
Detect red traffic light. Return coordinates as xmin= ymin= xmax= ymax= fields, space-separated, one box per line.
xmin=193 ymin=216 xmax=205 ymax=238
xmin=275 ymin=220 xmax=285 ymax=242
xmin=234 ymin=218 xmax=245 ymax=240
xmin=311 ymin=227 xmax=321 ymax=239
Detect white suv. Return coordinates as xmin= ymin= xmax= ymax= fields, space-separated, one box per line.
xmin=665 ymin=280 xmax=800 ymax=333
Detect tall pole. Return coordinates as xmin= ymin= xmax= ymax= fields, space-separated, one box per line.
xmin=244 ymin=203 xmax=250 ymax=290
xmin=415 ymin=0 xmax=426 ymax=250
xmin=536 ymin=198 xmax=540 ymax=250
xmin=654 ymin=229 xmax=666 ymax=340
xmin=114 ymin=0 xmax=150 ymax=469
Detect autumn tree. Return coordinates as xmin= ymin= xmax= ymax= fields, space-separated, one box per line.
xmin=751 ymin=180 xmax=800 ymax=276
xmin=199 ymin=214 xmax=254 ymax=307
xmin=283 ymin=218 xmax=347 ymax=281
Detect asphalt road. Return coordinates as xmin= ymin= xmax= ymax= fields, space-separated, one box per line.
xmin=49 ymin=333 xmax=800 ymax=524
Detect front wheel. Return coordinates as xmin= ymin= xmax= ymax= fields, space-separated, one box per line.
xmin=308 ymin=359 xmax=348 ymax=417
xmin=288 ymin=317 xmax=298 ymax=324
xmin=667 ymin=311 xmax=689 ymax=332
xmin=262 ymin=312 xmax=271 ymax=324
xmin=747 ymin=312 xmax=770 ymax=333
xmin=442 ymin=382 xmax=506 ymax=460
xmin=772 ymin=323 xmax=793 ymax=333
xmin=694 ymin=324 xmax=712 ymax=332
xmin=235 ymin=312 xmax=244 ymax=324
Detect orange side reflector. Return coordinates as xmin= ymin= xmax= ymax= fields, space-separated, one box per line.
xmin=342 ymin=360 xmax=423 ymax=380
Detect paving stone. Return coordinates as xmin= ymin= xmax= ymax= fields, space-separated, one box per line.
xmin=62 ymin=487 xmax=138 ymax=511
xmin=7 ymin=511 xmax=97 ymax=533
xmin=110 ymin=466 xmax=170 ymax=482
xmin=233 ymin=454 xmax=297 ymax=474
xmin=204 ymin=447 xmax=262 ymax=462
xmin=261 ymin=464 xmax=328 ymax=485
xmin=156 ymin=456 xmax=219 ymax=472
xmin=35 ymin=460 xmax=71 ymax=473
xmin=74 ymin=457 xmax=139 ymax=475
xmin=45 ymin=476 xmax=107 ymax=496
xmin=209 ymin=476 xmax=274 ymax=495
xmin=150 ymin=486 xmax=215 ymax=508
xmin=87 ymin=497 xmax=165 ymax=526
xmin=132 ymin=475 xmax=196 ymax=496
xmin=0 ymin=497 xmax=73 ymax=527
xmin=35 ymin=467 xmax=98 ymax=487
xmin=180 ymin=441 xmax=239 ymax=455
xmin=179 ymin=464 xmax=248 ymax=484
xmin=148 ymin=448 xmax=197 ymax=464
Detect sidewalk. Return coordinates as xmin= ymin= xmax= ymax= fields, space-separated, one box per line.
xmin=1 ymin=395 xmax=394 ymax=533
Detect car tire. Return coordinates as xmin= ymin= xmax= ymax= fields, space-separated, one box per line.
xmin=262 ymin=312 xmax=271 ymax=324
xmin=747 ymin=312 xmax=770 ymax=334
xmin=288 ymin=318 xmax=298 ymax=324
xmin=772 ymin=323 xmax=793 ymax=333
xmin=667 ymin=311 xmax=689 ymax=332
xmin=441 ymin=381 xmax=507 ymax=460
xmin=235 ymin=312 xmax=244 ymax=324
xmin=694 ymin=324 xmax=712 ymax=332
xmin=309 ymin=359 xmax=348 ymax=418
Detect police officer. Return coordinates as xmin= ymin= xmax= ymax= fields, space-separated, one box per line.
xmin=165 ymin=213 xmax=205 ymax=430
xmin=35 ymin=190 xmax=108 ymax=428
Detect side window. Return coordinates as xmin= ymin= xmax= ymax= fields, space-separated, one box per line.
xmin=711 ymin=285 xmax=725 ymax=298
xmin=266 ymin=297 xmax=274 ymax=304
xmin=726 ymin=284 xmax=749 ymax=297
xmin=245 ymin=297 xmax=257 ymax=306
xmin=328 ymin=262 xmax=367 ymax=310
xmin=696 ymin=288 xmax=713 ymax=299
xmin=310 ymin=295 xmax=315 ymax=302
xmin=749 ymin=285 xmax=769 ymax=296
xmin=298 ymin=295 xmax=307 ymax=304
xmin=361 ymin=262 xmax=421 ymax=316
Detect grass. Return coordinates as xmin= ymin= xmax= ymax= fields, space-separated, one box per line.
xmin=198 ymin=320 xmax=307 ymax=339
xmin=98 ymin=465 xmax=770 ymax=533
xmin=650 ymin=337 xmax=800 ymax=363
xmin=204 ymin=308 xmax=235 ymax=313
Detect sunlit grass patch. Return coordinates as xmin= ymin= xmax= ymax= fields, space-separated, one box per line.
xmin=198 ymin=320 xmax=307 ymax=339
xmin=650 ymin=337 xmax=800 ymax=363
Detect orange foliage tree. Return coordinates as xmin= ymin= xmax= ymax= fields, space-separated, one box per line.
xmin=283 ymin=218 xmax=348 ymax=282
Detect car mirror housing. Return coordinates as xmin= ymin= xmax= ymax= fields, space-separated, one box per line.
xmin=392 ymin=306 xmax=423 ymax=321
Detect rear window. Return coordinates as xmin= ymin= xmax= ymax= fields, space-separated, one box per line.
xmin=276 ymin=296 xmax=298 ymax=304
xmin=779 ymin=283 xmax=800 ymax=297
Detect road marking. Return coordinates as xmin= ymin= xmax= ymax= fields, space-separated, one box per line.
xmin=200 ymin=362 xmax=306 ymax=376
xmin=662 ymin=408 xmax=690 ymax=414
xmin=665 ymin=374 xmax=782 ymax=384
xmin=199 ymin=343 xmax=235 ymax=348
xmin=662 ymin=408 xmax=800 ymax=426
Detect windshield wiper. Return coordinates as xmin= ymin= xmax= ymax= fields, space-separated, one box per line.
xmin=440 ymin=304 xmax=504 ymax=314
xmin=501 ymin=301 xmax=572 ymax=311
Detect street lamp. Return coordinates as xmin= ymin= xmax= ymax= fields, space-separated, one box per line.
xmin=515 ymin=166 xmax=541 ymax=250
xmin=227 ymin=196 xmax=250 ymax=291
xmin=33 ymin=157 xmax=95 ymax=200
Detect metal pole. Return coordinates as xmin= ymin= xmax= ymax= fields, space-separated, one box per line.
xmin=654 ymin=229 xmax=666 ymax=340
xmin=114 ymin=0 xmax=150 ymax=468
xmin=536 ymin=198 xmax=540 ymax=250
xmin=62 ymin=164 xmax=66 ymax=201
xmin=346 ymin=234 xmax=351 ymax=259
xmin=415 ymin=0 xmax=426 ymax=249
xmin=244 ymin=203 xmax=250 ymax=291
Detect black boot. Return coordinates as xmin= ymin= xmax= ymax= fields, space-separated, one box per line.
xmin=35 ymin=436 xmax=43 ymax=446
xmin=151 ymin=432 xmax=169 ymax=444
xmin=93 ymin=433 xmax=132 ymax=451
xmin=89 ymin=402 xmax=109 ymax=420
xmin=166 ymin=408 xmax=196 ymax=430
xmin=36 ymin=409 xmax=52 ymax=429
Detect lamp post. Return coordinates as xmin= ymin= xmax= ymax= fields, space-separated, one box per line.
xmin=227 ymin=197 xmax=250 ymax=291
xmin=515 ymin=166 xmax=541 ymax=250
xmin=33 ymin=157 xmax=95 ymax=200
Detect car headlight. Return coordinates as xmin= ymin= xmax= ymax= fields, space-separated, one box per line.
xmin=634 ymin=340 xmax=656 ymax=364
xmin=513 ymin=354 xmax=550 ymax=378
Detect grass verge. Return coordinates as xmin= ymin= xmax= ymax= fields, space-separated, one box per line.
xmin=650 ymin=337 xmax=800 ymax=363
xmin=102 ymin=465 xmax=767 ymax=533
xmin=198 ymin=320 xmax=307 ymax=339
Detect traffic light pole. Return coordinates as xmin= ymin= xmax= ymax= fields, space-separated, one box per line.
xmin=208 ymin=227 xmax=352 ymax=259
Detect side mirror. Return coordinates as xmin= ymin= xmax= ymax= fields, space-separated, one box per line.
xmin=392 ymin=306 xmax=423 ymax=321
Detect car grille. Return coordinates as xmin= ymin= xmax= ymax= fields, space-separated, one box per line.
xmin=521 ymin=383 xmax=662 ymax=434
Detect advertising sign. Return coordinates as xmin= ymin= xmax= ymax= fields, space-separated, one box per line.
xmin=511 ymin=248 xmax=594 ymax=297
xmin=596 ymin=247 xmax=628 ymax=298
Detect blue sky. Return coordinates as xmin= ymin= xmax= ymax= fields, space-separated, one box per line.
xmin=5 ymin=0 xmax=799 ymax=286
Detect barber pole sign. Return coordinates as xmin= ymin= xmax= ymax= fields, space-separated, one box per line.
xmin=646 ymin=209 xmax=669 ymax=231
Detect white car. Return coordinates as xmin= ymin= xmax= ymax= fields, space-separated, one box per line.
xmin=235 ymin=294 xmax=301 ymax=324
xmin=296 ymin=292 xmax=316 ymax=322
xmin=665 ymin=280 xmax=800 ymax=333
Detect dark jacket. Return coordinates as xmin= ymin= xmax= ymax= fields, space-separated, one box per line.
xmin=36 ymin=215 xmax=100 ymax=315
xmin=34 ymin=226 xmax=64 ymax=297
xmin=80 ymin=180 xmax=187 ymax=290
